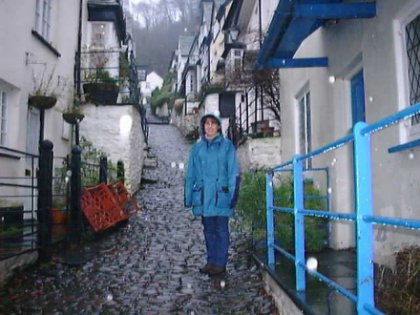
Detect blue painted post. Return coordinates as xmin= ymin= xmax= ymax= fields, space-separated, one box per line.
xmin=266 ymin=171 xmax=275 ymax=268
xmin=293 ymin=156 xmax=306 ymax=291
xmin=354 ymin=122 xmax=374 ymax=314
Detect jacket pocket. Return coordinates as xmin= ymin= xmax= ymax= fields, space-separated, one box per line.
xmin=192 ymin=185 xmax=203 ymax=206
xmin=215 ymin=186 xmax=231 ymax=208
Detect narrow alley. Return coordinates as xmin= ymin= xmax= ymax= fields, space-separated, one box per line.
xmin=0 ymin=123 xmax=277 ymax=315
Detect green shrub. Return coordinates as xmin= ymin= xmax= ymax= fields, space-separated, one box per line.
xmin=236 ymin=171 xmax=328 ymax=252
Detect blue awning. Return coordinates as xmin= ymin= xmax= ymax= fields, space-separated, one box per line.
xmin=255 ymin=0 xmax=376 ymax=70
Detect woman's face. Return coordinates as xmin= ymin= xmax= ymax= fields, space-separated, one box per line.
xmin=204 ymin=117 xmax=219 ymax=139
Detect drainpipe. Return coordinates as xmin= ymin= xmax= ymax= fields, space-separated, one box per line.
xmin=76 ymin=0 xmax=83 ymax=98
xmin=258 ymin=0 xmax=262 ymax=48
xmin=258 ymin=0 xmax=264 ymax=121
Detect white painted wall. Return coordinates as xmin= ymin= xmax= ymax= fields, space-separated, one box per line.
xmin=0 ymin=0 xmax=80 ymax=211
xmin=278 ymin=0 xmax=420 ymax=266
xmin=79 ymin=105 xmax=146 ymax=194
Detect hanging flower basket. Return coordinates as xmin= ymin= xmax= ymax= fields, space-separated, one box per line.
xmin=63 ymin=112 xmax=85 ymax=124
xmin=83 ymin=83 xmax=119 ymax=105
xmin=28 ymin=95 xmax=57 ymax=110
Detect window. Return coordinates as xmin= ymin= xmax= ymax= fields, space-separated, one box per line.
xmin=26 ymin=107 xmax=40 ymax=155
xmin=230 ymin=49 xmax=243 ymax=73
xmin=35 ymin=0 xmax=52 ymax=40
xmin=0 ymin=90 xmax=7 ymax=145
xmin=405 ymin=14 xmax=420 ymax=127
xmin=298 ymin=91 xmax=312 ymax=168
xmin=92 ymin=23 xmax=106 ymax=47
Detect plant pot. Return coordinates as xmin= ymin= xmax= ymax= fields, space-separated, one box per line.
xmin=28 ymin=95 xmax=57 ymax=110
xmin=83 ymin=82 xmax=119 ymax=105
xmin=50 ymin=208 xmax=68 ymax=225
xmin=63 ymin=112 xmax=85 ymax=124
xmin=173 ymin=98 xmax=184 ymax=113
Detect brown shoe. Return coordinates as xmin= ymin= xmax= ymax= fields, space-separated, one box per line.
xmin=207 ymin=265 xmax=226 ymax=277
xmin=199 ymin=263 xmax=214 ymax=274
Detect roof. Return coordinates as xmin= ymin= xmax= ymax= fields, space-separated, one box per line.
xmin=255 ymin=0 xmax=376 ymax=70
xmin=179 ymin=35 xmax=195 ymax=56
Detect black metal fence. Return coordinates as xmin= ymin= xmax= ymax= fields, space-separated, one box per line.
xmin=0 ymin=141 xmax=125 ymax=261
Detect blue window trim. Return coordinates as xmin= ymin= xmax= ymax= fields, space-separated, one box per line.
xmin=388 ymin=139 xmax=420 ymax=153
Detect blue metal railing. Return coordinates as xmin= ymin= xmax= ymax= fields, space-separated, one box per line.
xmin=265 ymin=103 xmax=420 ymax=315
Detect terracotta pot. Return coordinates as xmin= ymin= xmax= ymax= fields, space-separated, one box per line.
xmin=50 ymin=208 xmax=68 ymax=225
xmin=28 ymin=95 xmax=57 ymax=110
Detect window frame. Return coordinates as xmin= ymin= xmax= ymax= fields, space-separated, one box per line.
xmin=0 ymin=90 xmax=7 ymax=145
xmin=394 ymin=1 xmax=420 ymax=141
xmin=297 ymin=90 xmax=312 ymax=169
xmin=35 ymin=0 xmax=52 ymax=41
xmin=91 ymin=23 xmax=107 ymax=47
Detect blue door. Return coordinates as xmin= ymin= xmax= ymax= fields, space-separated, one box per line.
xmin=351 ymin=70 xmax=365 ymax=224
xmin=351 ymin=70 xmax=366 ymax=124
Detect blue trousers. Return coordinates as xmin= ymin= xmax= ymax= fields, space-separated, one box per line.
xmin=202 ymin=216 xmax=230 ymax=268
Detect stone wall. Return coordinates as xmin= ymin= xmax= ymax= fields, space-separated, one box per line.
xmin=237 ymin=136 xmax=282 ymax=172
xmin=80 ymin=104 xmax=147 ymax=193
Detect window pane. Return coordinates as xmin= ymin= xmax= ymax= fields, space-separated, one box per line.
xmin=406 ymin=14 xmax=420 ymax=126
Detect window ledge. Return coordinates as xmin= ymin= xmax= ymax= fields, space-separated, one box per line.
xmin=388 ymin=139 xmax=420 ymax=153
xmin=31 ymin=30 xmax=61 ymax=57
xmin=0 ymin=152 xmax=21 ymax=160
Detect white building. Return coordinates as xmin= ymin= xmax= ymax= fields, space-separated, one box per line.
xmin=0 ymin=0 xmax=80 ymax=213
xmin=140 ymin=71 xmax=163 ymax=100
xmin=79 ymin=0 xmax=147 ymax=194
xmin=257 ymin=0 xmax=420 ymax=267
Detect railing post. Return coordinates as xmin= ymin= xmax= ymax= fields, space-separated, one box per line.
xmin=69 ymin=145 xmax=83 ymax=244
xmin=293 ymin=155 xmax=306 ymax=292
xmin=354 ymin=122 xmax=374 ymax=314
xmin=37 ymin=140 xmax=53 ymax=249
xmin=99 ymin=155 xmax=108 ymax=184
xmin=117 ymin=160 xmax=124 ymax=183
xmin=266 ymin=170 xmax=275 ymax=268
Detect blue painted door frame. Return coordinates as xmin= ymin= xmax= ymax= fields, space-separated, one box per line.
xmin=351 ymin=70 xmax=366 ymax=125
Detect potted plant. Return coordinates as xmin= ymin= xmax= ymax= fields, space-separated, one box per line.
xmin=28 ymin=67 xmax=65 ymax=110
xmin=82 ymin=49 xmax=119 ymax=105
xmin=50 ymin=197 xmax=68 ymax=225
xmin=63 ymin=95 xmax=85 ymax=124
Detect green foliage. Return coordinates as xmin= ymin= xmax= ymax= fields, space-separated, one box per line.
xmin=150 ymin=72 xmax=177 ymax=114
xmin=236 ymin=171 xmax=328 ymax=252
xmin=0 ymin=226 xmax=23 ymax=238
xmin=85 ymin=69 xmax=117 ymax=84
xmin=199 ymin=82 xmax=224 ymax=100
xmin=79 ymin=137 xmax=118 ymax=187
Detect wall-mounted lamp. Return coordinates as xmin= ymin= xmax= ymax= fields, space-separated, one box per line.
xmin=227 ymin=26 xmax=240 ymax=43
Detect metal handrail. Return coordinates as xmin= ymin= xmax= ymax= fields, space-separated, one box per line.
xmin=265 ymin=102 xmax=420 ymax=315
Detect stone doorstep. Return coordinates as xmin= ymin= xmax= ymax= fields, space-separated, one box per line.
xmin=0 ymin=251 xmax=38 ymax=288
xmin=143 ymin=157 xmax=158 ymax=168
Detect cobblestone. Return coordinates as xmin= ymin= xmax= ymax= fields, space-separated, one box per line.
xmin=0 ymin=124 xmax=277 ymax=315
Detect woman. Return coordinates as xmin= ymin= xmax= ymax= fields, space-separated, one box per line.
xmin=184 ymin=112 xmax=240 ymax=276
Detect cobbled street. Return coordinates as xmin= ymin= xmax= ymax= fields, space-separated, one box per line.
xmin=0 ymin=123 xmax=277 ymax=315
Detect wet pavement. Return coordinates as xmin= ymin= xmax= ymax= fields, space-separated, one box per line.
xmin=0 ymin=123 xmax=278 ymax=314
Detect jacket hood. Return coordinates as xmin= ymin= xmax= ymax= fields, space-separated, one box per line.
xmin=200 ymin=112 xmax=222 ymax=136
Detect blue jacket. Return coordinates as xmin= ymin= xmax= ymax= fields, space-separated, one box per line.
xmin=184 ymin=134 xmax=240 ymax=217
